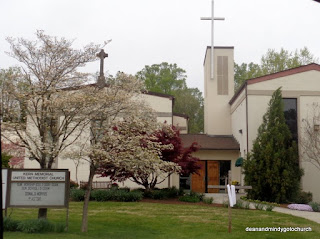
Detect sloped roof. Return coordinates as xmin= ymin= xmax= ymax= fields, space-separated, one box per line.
xmin=229 ymin=63 xmax=320 ymax=105
xmin=173 ymin=113 xmax=189 ymax=120
xmin=62 ymin=83 xmax=175 ymax=100
xmin=180 ymin=134 xmax=240 ymax=150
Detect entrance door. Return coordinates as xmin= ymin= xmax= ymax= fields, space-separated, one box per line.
xmin=191 ymin=161 xmax=205 ymax=193
xmin=207 ymin=161 xmax=219 ymax=193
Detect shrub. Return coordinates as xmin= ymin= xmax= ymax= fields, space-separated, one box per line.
xmin=265 ymin=205 xmax=275 ymax=211
xmin=139 ymin=187 xmax=181 ymax=200
xmin=162 ymin=187 xmax=181 ymax=198
xmin=90 ymin=190 xmax=113 ymax=201
xmin=4 ymin=217 xmax=19 ymax=231
xmin=244 ymin=201 xmax=250 ymax=210
xmin=118 ymin=187 xmax=130 ymax=192
xmin=294 ymin=191 xmax=313 ymax=204
xmin=69 ymin=180 xmax=79 ymax=189
xmin=115 ymin=190 xmax=143 ymax=202
xmin=233 ymin=200 xmax=244 ymax=209
xmin=90 ymin=189 xmax=143 ymax=202
xmin=179 ymin=191 xmax=203 ymax=203
xmin=150 ymin=190 xmax=167 ymax=200
xmin=309 ymin=202 xmax=320 ymax=212
xmin=111 ymin=183 xmax=119 ymax=190
xmin=222 ymin=200 xmax=229 ymax=208
xmin=80 ymin=182 xmax=89 ymax=190
xmin=254 ymin=203 xmax=265 ymax=210
xmin=203 ymin=197 xmax=213 ymax=204
xmin=70 ymin=189 xmax=85 ymax=201
xmin=17 ymin=219 xmax=54 ymax=233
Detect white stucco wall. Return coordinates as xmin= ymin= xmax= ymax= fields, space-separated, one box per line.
xmin=204 ymin=47 xmax=234 ymax=135
xmin=299 ymin=96 xmax=320 ymax=202
xmin=173 ymin=115 xmax=188 ymax=134
xmin=231 ymin=89 xmax=247 ymax=157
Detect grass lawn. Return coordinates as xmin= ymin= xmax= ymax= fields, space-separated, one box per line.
xmin=3 ymin=201 xmax=320 ymax=239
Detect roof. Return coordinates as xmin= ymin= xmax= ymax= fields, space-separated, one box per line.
xmin=180 ymin=134 xmax=240 ymax=150
xmin=229 ymin=63 xmax=320 ymax=105
xmin=203 ymin=46 xmax=234 ymax=66
xmin=62 ymin=83 xmax=175 ymax=100
xmin=173 ymin=112 xmax=189 ymax=120
xmin=142 ymin=90 xmax=174 ymax=100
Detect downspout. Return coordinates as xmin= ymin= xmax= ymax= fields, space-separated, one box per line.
xmin=245 ymin=82 xmax=249 ymax=154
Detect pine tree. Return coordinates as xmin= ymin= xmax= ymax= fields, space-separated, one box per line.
xmin=244 ymin=88 xmax=303 ymax=203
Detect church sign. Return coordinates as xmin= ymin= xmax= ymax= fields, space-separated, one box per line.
xmin=7 ymin=169 xmax=70 ymax=208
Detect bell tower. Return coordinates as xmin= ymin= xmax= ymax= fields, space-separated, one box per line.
xmin=203 ymin=46 xmax=234 ymax=135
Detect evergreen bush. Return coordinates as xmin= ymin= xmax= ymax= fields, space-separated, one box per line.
xmin=179 ymin=191 xmax=203 ymax=203
xmin=294 ymin=191 xmax=313 ymax=204
xmin=309 ymin=202 xmax=320 ymax=212
xmin=243 ymin=88 xmax=303 ymax=203
xmin=17 ymin=219 xmax=54 ymax=233
xmin=3 ymin=217 xmax=19 ymax=231
xmin=70 ymin=189 xmax=85 ymax=201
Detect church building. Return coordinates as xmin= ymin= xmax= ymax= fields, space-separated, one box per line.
xmin=181 ymin=46 xmax=320 ymax=202
xmin=22 ymin=45 xmax=320 ymax=203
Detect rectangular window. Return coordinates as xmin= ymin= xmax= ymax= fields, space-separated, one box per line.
xmin=217 ymin=56 xmax=228 ymax=95
xmin=283 ymin=98 xmax=298 ymax=142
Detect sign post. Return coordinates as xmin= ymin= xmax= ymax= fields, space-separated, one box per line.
xmin=1 ymin=169 xmax=8 ymax=210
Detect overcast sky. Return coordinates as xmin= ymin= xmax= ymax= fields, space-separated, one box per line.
xmin=1 ymin=0 xmax=319 ymax=93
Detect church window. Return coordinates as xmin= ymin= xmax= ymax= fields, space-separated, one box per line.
xmin=283 ymin=98 xmax=298 ymax=142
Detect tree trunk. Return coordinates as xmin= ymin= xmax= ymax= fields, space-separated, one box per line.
xmin=81 ymin=163 xmax=95 ymax=232
xmin=38 ymin=158 xmax=49 ymax=219
xmin=38 ymin=208 xmax=47 ymax=219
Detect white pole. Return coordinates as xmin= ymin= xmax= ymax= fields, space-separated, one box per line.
xmin=211 ymin=0 xmax=214 ymax=80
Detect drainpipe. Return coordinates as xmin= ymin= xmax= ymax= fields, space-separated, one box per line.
xmin=245 ymin=82 xmax=249 ymax=154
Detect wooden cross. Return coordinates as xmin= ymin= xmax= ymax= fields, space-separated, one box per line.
xmin=208 ymin=170 xmax=252 ymax=233
xmin=201 ymin=0 xmax=225 ymax=80
xmin=96 ymin=49 xmax=108 ymax=88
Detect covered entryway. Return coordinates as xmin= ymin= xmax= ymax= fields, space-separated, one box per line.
xmin=180 ymin=134 xmax=241 ymax=194
xmin=191 ymin=160 xmax=229 ymax=193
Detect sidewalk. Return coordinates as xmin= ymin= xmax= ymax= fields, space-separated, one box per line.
xmin=273 ymin=206 xmax=320 ymax=224
xmin=204 ymin=193 xmax=320 ymax=224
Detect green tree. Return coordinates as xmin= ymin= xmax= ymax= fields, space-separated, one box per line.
xmin=173 ymin=88 xmax=204 ymax=133
xmin=234 ymin=47 xmax=318 ymax=91
xmin=1 ymin=152 xmax=11 ymax=168
xmin=136 ymin=62 xmax=187 ymax=95
xmin=136 ymin=62 xmax=204 ymax=133
xmin=234 ymin=62 xmax=262 ymax=91
xmin=243 ymin=88 xmax=302 ymax=203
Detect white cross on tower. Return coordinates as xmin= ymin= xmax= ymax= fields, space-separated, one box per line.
xmin=201 ymin=0 xmax=225 ymax=80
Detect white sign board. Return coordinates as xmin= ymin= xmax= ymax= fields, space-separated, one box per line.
xmin=2 ymin=169 xmax=8 ymax=209
xmin=11 ymin=171 xmax=66 ymax=181
xmin=8 ymin=169 xmax=69 ymax=208
xmin=227 ymin=184 xmax=236 ymax=207
xmin=10 ymin=182 xmax=66 ymax=206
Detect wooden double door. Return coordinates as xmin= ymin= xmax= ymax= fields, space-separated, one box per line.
xmin=191 ymin=160 xmax=219 ymax=193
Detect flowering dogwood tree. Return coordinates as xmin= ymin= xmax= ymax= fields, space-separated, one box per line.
xmin=2 ymin=142 xmax=24 ymax=168
xmin=95 ymin=113 xmax=181 ymax=191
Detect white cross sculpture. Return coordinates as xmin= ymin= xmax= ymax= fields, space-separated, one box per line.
xmin=201 ymin=0 xmax=225 ymax=80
